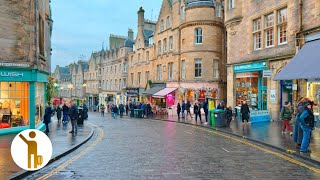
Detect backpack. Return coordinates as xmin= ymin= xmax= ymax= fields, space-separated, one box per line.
xmin=304 ymin=109 xmax=315 ymax=129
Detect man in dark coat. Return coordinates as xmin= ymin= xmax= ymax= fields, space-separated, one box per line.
xmin=181 ymin=101 xmax=186 ymax=119
xmin=203 ymin=100 xmax=209 ymax=124
xmin=69 ymin=102 xmax=78 ymax=133
xmin=177 ymin=103 xmax=181 ymax=119
xmin=125 ymin=104 xmax=129 ymax=116
xmin=119 ymin=104 xmax=125 ymax=118
xmin=44 ymin=102 xmax=53 ymax=133
xmin=186 ymin=101 xmax=192 ymax=119
xmin=62 ymin=103 xmax=69 ymax=123
xmin=56 ymin=105 xmax=62 ymax=123
xmin=240 ymin=101 xmax=250 ymax=125
xmin=194 ymin=102 xmax=202 ymax=124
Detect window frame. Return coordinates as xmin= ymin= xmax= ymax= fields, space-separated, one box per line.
xmin=158 ymin=40 xmax=162 ymax=55
xmin=277 ymin=8 xmax=288 ymax=45
xmin=169 ymin=36 xmax=173 ymax=50
xmin=229 ymin=0 xmax=235 ymax=9
xmin=163 ymin=38 xmax=167 ymax=52
xmin=264 ymin=13 xmax=274 ymax=48
xmin=160 ymin=19 xmax=164 ymax=32
xmin=194 ymin=59 xmax=202 ymax=78
xmin=181 ymin=60 xmax=185 ymax=80
xmin=146 ymin=51 xmax=150 ymax=63
xmin=166 ymin=16 xmax=171 ymax=29
xmin=194 ymin=28 xmax=203 ymax=44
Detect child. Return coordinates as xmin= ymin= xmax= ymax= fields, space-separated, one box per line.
xmin=225 ymin=106 xmax=233 ymax=127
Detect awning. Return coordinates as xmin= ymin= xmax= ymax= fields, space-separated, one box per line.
xmin=142 ymin=84 xmax=166 ymax=95
xmin=152 ymin=88 xmax=177 ymax=98
xmin=274 ymin=39 xmax=320 ymax=80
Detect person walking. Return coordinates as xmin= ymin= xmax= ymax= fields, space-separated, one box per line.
xmin=181 ymin=101 xmax=186 ymax=119
xmin=281 ymin=101 xmax=294 ymax=135
xmin=101 ymin=104 xmax=105 ymax=117
xmin=69 ymin=102 xmax=78 ymax=133
xmin=177 ymin=103 xmax=181 ymax=119
xmin=113 ymin=105 xmax=119 ymax=119
xmin=225 ymin=106 xmax=233 ymax=127
xmin=125 ymin=104 xmax=129 ymax=116
xmin=240 ymin=101 xmax=250 ymax=125
xmin=56 ymin=104 xmax=62 ymax=124
xmin=186 ymin=101 xmax=192 ymax=119
xmin=119 ymin=104 xmax=125 ymax=118
xmin=298 ymin=101 xmax=315 ymax=154
xmin=43 ymin=102 xmax=53 ymax=133
xmin=203 ymin=100 xmax=209 ymax=124
xmin=194 ymin=102 xmax=203 ymax=124
xmin=293 ymin=98 xmax=308 ymax=149
xmin=62 ymin=103 xmax=69 ymax=123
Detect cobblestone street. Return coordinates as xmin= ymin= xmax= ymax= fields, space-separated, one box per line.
xmin=26 ymin=112 xmax=320 ymax=179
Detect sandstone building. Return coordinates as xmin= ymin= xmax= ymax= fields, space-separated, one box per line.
xmin=0 ymin=0 xmax=52 ymax=134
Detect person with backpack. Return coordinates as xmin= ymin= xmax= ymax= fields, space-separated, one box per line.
xmin=281 ymin=101 xmax=294 ymax=135
xmin=298 ymin=101 xmax=315 ymax=154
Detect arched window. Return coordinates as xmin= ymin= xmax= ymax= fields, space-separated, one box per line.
xmin=194 ymin=28 xmax=203 ymax=44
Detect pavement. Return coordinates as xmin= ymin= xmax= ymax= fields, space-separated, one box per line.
xmin=0 ymin=118 xmax=93 ymax=180
xmin=150 ymin=114 xmax=320 ymax=163
xmin=26 ymin=112 xmax=320 ymax=179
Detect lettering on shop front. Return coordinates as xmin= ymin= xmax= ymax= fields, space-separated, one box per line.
xmin=0 ymin=72 xmax=24 ymax=77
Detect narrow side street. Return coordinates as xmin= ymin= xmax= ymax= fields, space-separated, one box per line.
xmin=26 ymin=112 xmax=320 ymax=180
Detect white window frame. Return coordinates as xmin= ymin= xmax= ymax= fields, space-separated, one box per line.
xmin=253 ymin=18 xmax=262 ymax=50
xmin=181 ymin=60 xmax=185 ymax=80
xmin=169 ymin=36 xmax=173 ymax=50
xmin=264 ymin=13 xmax=274 ymax=48
xmin=194 ymin=28 xmax=203 ymax=44
xmin=146 ymin=51 xmax=150 ymax=63
xmin=194 ymin=59 xmax=202 ymax=78
xmin=145 ymin=71 xmax=150 ymax=84
xmin=180 ymin=6 xmax=185 ymax=20
xmin=277 ymin=8 xmax=287 ymax=45
xmin=229 ymin=0 xmax=235 ymax=9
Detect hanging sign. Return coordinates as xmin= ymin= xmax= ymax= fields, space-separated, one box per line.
xmin=263 ymin=70 xmax=272 ymax=78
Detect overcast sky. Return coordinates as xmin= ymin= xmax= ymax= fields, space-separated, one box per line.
xmin=51 ymin=0 xmax=162 ymax=71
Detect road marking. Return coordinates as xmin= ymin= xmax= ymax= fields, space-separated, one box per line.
xmin=185 ymin=131 xmax=193 ymax=134
xmin=36 ymin=122 xmax=104 ymax=180
xmin=188 ymin=125 xmax=320 ymax=174
xmin=222 ymin=148 xmax=230 ymax=152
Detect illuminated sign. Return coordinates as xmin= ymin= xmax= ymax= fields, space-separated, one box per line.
xmin=0 ymin=72 xmax=24 ymax=77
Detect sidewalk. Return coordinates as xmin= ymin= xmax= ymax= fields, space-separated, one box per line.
xmin=150 ymin=114 xmax=320 ymax=163
xmin=0 ymin=117 xmax=93 ymax=180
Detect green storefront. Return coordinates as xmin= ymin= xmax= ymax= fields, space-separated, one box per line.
xmin=0 ymin=67 xmax=48 ymax=135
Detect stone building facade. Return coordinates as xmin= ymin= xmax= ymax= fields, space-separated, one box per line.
xmin=225 ymin=0 xmax=320 ymax=121
xmin=53 ymin=65 xmax=71 ymax=98
xmin=127 ymin=0 xmax=226 ymax=108
xmin=71 ymin=61 xmax=88 ymax=105
xmin=0 ymin=0 xmax=52 ymax=133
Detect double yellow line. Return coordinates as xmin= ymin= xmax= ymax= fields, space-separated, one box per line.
xmin=191 ymin=125 xmax=320 ymax=174
xmin=36 ymin=122 xmax=104 ymax=180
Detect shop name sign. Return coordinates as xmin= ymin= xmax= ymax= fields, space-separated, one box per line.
xmin=0 ymin=72 xmax=24 ymax=77
xmin=263 ymin=70 xmax=272 ymax=78
xmin=0 ymin=62 xmax=29 ymax=67
xmin=234 ymin=62 xmax=267 ymax=73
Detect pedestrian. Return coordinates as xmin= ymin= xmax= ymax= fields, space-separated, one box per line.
xmin=217 ymin=101 xmax=225 ymax=110
xmin=181 ymin=101 xmax=186 ymax=119
xmin=56 ymin=104 xmax=62 ymax=123
xmin=225 ymin=106 xmax=233 ymax=127
xmin=43 ymin=102 xmax=53 ymax=133
xmin=203 ymin=100 xmax=209 ymax=124
xmin=119 ymin=103 xmax=125 ymax=118
xmin=298 ymin=101 xmax=315 ymax=154
xmin=293 ymin=97 xmax=308 ymax=149
xmin=101 ymin=104 xmax=105 ymax=117
xmin=177 ymin=103 xmax=181 ymax=119
xmin=186 ymin=101 xmax=192 ymax=119
xmin=62 ymin=103 xmax=69 ymax=123
xmin=147 ymin=103 xmax=152 ymax=117
xmin=281 ymin=101 xmax=294 ymax=135
xmin=125 ymin=104 xmax=129 ymax=116
xmin=194 ymin=102 xmax=202 ymax=124
xmin=113 ymin=105 xmax=118 ymax=119
xmin=142 ymin=103 xmax=147 ymax=118
xmin=69 ymin=102 xmax=78 ymax=133
xmin=240 ymin=100 xmax=250 ymax=125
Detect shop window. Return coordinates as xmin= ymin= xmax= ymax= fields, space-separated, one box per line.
xmin=235 ymin=72 xmax=259 ymax=108
xmin=0 ymin=82 xmax=30 ymax=129
xmin=307 ymin=82 xmax=320 ymax=116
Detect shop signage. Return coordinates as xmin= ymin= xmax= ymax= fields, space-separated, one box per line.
xmin=0 ymin=71 xmax=23 ymax=77
xmin=126 ymin=88 xmax=139 ymax=95
xmin=250 ymin=110 xmax=270 ymax=117
xmin=263 ymin=70 xmax=272 ymax=78
xmin=270 ymin=90 xmax=276 ymax=103
xmin=0 ymin=62 xmax=29 ymax=67
xmin=234 ymin=61 xmax=267 ymax=73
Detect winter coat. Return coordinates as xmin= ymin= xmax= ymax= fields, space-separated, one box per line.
xmin=43 ymin=106 xmax=53 ymax=124
xmin=293 ymin=104 xmax=304 ymax=144
xmin=56 ymin=106 xmax=62 ymax=119
xmin=69 ymin=106 xmax=78 ymax=121
xmin=186 ymin=102 xmax=191 ymax=111
xmin=203 ymin=101 xmax=208 ymax=113
xmin=298 ymin=108 xmax=315 ymax=130
xmin=177 ymin=104 xmax=181 ymax=114
xmin=193 ymin=104 xmax=200 ymax=114
xmin=62 ymin=105 xmax=69 ymax=115
xmin=119 ymin=104 xmax=125 ymax=112
xmin=240 ymin=104 xmax=250 ymax=120
xmin=280 ymin=106 xmax=294 ymax=120
xmin=182 ymin=103 xmax=186 ymax=111
xmin=113 ymin=106 xmax=118 ymax=113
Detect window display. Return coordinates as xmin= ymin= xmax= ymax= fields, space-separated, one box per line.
xmin=307 ymin=82 xmax=320 ymax=116
xmin=0 ymin=82 xmax=29 ymax=129
xmin=235 ymin=72 xmax=258 ymax=107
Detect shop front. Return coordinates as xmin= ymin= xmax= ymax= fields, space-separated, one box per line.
xmin=126 ymin=88 xmax=139 ymax=103
xmin=307 ymin=81 xmax=320 ymax=116
xmin=152 ymin=88 xmax=177 ymax=108
xmin=233 ymin=61 xmax=270 ymax=122
xmin=0 ymin=68 xmax=48 ymax=135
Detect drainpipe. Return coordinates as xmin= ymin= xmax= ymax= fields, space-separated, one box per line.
xmin=34 ymin=0 xmax=39 ymax=69
xmin=294 ymin=0 xmax=303 ymax=100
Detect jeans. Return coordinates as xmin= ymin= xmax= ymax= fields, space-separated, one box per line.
xmin=113 ymin=112 xmax=117 ymax=119
xmin=195 ymin=113 xmax=202 ymax=123
xmin=71 ymin=119 xmax=78 ymax=132
xmin=300 ymin=127 xmax=312 ymax=152
xmin=63 ymin=114 xmax=68 ymax=122
xmin=205 ymin=112 xmax=208 ymax=122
